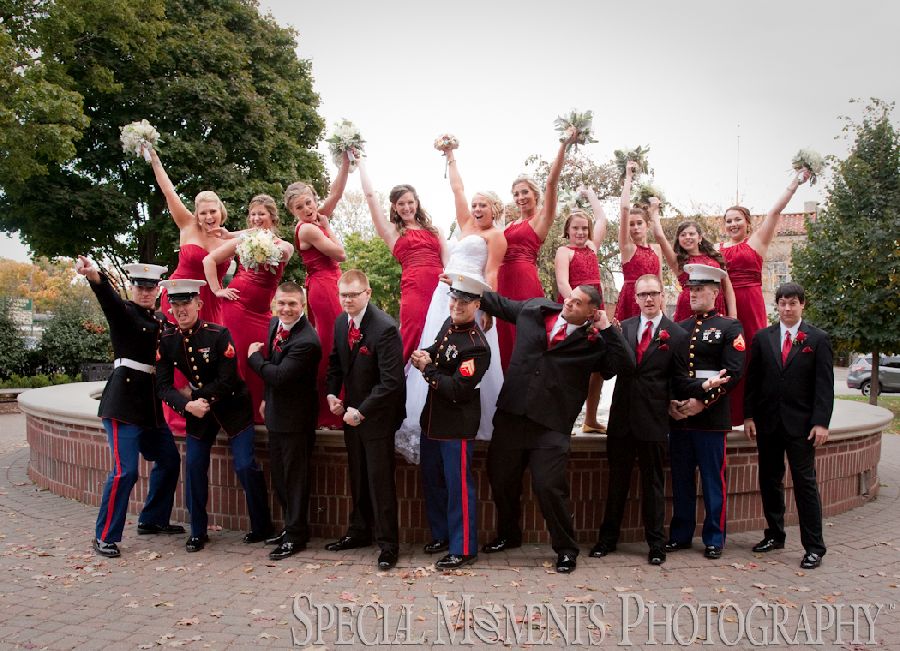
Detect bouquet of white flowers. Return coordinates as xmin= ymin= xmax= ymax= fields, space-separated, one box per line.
xmin=236 ymin=229 xmax=283 ymax=273
xmin=433 ymin=133 xmax=459 ymax=177
xmin=120 ymin=120 xmax=162 ymax=162
xmin=326 ymin=119 xmax=365 ymax=172
xmin=792 ymin=148 xmax=826 ymax=186
xmin=632 ymin=181 xmax=666 ymax=213
xmin=553 ymin=109 xmax=598 ymax=149
xmin=614 ymin=145 xmax=651 ymax=179
xmin=557 ymin=188 xmax=590 ymax=213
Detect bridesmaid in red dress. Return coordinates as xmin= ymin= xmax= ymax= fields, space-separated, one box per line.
xmin=614 ymin=161 xmax=661 ymax=322
xmin=497 ymin=129 xmax=578 ymax=371
xmin=147 ymin=147 xmax=233 ymax=435
xmin=554 ymin=186 xmax=609 ymax=433
xmin=284 ymin=155 xmax=351 ymax=428
xmin=357 ymin=158 xmax=447 ymax=366
xmin=721 ymin=168 xmax=811 ymax=425
xmin=202 ymin=195 xmax=293 ymax=423
xmin=653 ymin=215 xmax=736 ymax=321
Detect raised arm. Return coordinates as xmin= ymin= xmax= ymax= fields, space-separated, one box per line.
xmin=203 ymin=239 xmax=240 ymax=299
xmin=296 ymin=221 xmax=347 ymax=261
xmin=358 ymin=158 xmax=398 ymax=250
xmin=648 ymin=197 xmax=676 ymax=273
xmin=483 ymin=230 xmax=507 ymax=291
xmin=533 ymin=131 xmax=577 ymax=241
xmin=147 ymin=147 xmax=195 ymax=230
xmin=445 ymin=148 xmax=474 ymax=231
xmin=579 ymin=186 xmax=608 ymax=249
xmin=748 ymin=169 xmax=809 ymax=256
xmin=320 ymin=152 xmax=352 ymax=217
xmin=555 ymin=246 xmax=573 ymax=299
xmin=619 ymin=161 xmax=638 ymax=261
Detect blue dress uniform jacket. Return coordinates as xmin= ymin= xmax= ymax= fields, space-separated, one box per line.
xmin=156 ymin=321 xmax=253 ymax=440
xmin=420 ymin=318 xmax=491 ymax=440
xmin=90 ymin=272 xmax=167 ymax=428
xmin=673 ymin=311 xmax=745 ymax=431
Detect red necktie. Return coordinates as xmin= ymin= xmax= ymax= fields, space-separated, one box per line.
xmin=348 ymin=319 xmax=361 ymax=349
xmin=549 ymin=322 xmax=568 ymax=348
xmin=781 ymin=330 xmax=792 ymax=365
xmin=636 ymin=320 xmax=653 ymax=363
xmin=273 ymin=326 xmax=289 ymax=353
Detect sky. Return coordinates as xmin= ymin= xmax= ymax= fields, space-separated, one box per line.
xmin=2 ymin=0 xmax=899 ymax=261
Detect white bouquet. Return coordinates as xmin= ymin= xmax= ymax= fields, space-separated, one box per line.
xmin=236 ymin=229 xmax=283 ymax=273
xmin=792 ymin=148 xmax=826 ymax=186
xmin=632 ymin=181 xmax=666 ymax=213
xmin=557 ymin=188 xmax=590 ymax=213
xmin=553 ymin=109 xmax=598 ymax=149
xmin=433 ymin=133 xmax=459 ymax=177
xmin=614 ymin=145 xmax=651 ymax=179
xmin=120 ymin=120 xmax=162 ymax=162
xmin=326 ymin=119 xmax=365 ymax=172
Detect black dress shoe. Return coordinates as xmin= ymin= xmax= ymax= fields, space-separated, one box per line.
xmin=424 ymin=539 xmax=449 ymax=554
xmin=242 ymin=530 xmax=273 ymax=544
xmin=556 ymin=553 xmax=577 ymax=574
xmin=800 ymin=552 xmax=822 ymax=569
xmin=752 ymin=537 xmax=785 ymax=553
xmin=265 ymin=531 xmax=286 ymax=546
xmin=664 ymin=540 xmax=692 ymax=553
xmin=377 ymin=550 xmax=398 ymax=570
xmin=325 ymin=536 xmax=372 ymax=552
xmin=481 ymin=538 xmax=521 ymax=554
xmin=269 ymin=541 xmax=305 ymax=561
xmin=185 ymin=535 xmax=209 ymax=553
xmin=648 ymin=548 xmax=666 ymax=565
xmin=93 ymin=538 xmax=120 ymax=558
xmin=137 ymin=523 xmax=186 ymax=535
xmin=588 ymin=542 xmax=616 ymax=558
xmin=435 ymin=553 xmax=477 ymax=569
xmin=704 ymin=545 xmax=723 ymax=559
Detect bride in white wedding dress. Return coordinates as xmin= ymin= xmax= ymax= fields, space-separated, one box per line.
xmin=394 ymin=144 xmax=508 ymax=463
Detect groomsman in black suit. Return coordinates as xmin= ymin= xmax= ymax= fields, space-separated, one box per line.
xmin=479 ymin=285 xmax=631 ymax=574
xmin=325 ymin=270 xmax=405 ymax=570
xmin=744 ymin=282 xmax=833 ymax=569
xmin=591 ymin=275 xmax=727 ymax=565
xmin=247 ymin=282 xmax=321 ymax=561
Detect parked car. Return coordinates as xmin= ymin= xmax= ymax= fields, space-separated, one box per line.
xmin=847 ymin=355 xmax=900 ymax=396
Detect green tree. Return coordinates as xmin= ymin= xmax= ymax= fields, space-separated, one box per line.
xmin=37 ymin=293 xmax=112 ymax=376
xmin=793 ymin=99 xmax=900 ymax=405
xmin=341 ymin=233 xmax=401 ymax=320
xmin=0 ymin=0 xmax=326 ymax=273
xmin=0 ymin=297 xmax=26 ymax=378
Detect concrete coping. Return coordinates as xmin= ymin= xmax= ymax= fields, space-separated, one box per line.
xmin=18 ymin=382 xmax=893 ymax=452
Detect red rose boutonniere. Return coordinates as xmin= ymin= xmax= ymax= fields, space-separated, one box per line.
xmin=657 ymin=329 xmax=670 ymax=342
xmin=586 ymin=326 xmax=600 ymax=343
xmin=794 ymin=331 xmax=807 ymax=346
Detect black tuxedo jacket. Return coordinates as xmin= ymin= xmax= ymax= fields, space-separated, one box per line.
xmin=248 ymin=315 xmax=321 ymax=433
xmin=326 ymin=304 xmax=406 ymax=438
xmin=480 ymin=292 xmax=632 ymax=434
xmin=608 ymin=315 xmax=706 ymax=441
xmin=744 ymin=321 xmax=834 ymax=436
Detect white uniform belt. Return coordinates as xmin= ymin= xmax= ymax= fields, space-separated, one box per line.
xmin=114 ymin=358 xmax=155 ymax=374
xmin=693 ymin=369 xmax=719 ymax=379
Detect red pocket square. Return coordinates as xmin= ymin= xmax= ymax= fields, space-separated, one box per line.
xmin=658 ymin=344 xmax=669 ymax=351
xmin=359 ymin=345 xmax=370 ymax=355
xmin=802 ymin=345 xmax=813 ymax=353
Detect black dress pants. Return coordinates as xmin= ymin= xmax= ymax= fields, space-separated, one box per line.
xmin=343 ymin=424 xmax=399 ymax=553
xmin=268 ymin=428 xmax=315 ymax=544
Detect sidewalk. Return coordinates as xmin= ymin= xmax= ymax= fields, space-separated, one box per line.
xmin=1 ymin=411 xmax=898 ymax=649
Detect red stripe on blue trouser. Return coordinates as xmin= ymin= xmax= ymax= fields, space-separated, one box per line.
xmin=440 ymin=438 xmax=477 ymax=556
xmin=668 ymin=429 xmax=727 ymax=548
xmin=96 ymin=419 xmax=141 ymax=542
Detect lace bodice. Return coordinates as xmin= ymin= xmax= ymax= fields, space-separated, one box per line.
xmin=444 ymin=234 xmax=489 ymax=281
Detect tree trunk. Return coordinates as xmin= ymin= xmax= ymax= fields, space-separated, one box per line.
xmin=870 ymin=348 xmax=880 ymax=406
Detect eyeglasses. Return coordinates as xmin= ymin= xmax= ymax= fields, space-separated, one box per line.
xmin=636 ymin=291 xmax=662 ymax=299
xmin=339 ymin=290 xmax=367 ymax=300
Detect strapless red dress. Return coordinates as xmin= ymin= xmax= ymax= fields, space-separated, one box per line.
xmin=557 ymin=245 xmax=603 ymax=308
xmin=673 ymin=254 xmax=726 ymax=321
xmin=497 ymin=220 xmax=545 ymax=371
xmin=160 ymin=243 xmax=231 ymax=436
xmin=297 ymin=223 xmax=344 ymax=428
xmin=615 ymin=244 xmax=660 ymax=322
xmin=221 ymin=256 xmax=287 ymax=424
xmin=392 ymin=229 xmax=443 ymax=364
xmin=721 ymin=240 xmax=766 ymax=425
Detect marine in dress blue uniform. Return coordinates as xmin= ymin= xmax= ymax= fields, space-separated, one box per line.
xmin=414 ymin=273 xmax=491 ymax=570
xmin=76 ymin=259 xmax=183 ymax=559
xmin=666 ymin=264 xmax=745 ymax=559
xmin=155 ymin=279 xmax=272 ymax=552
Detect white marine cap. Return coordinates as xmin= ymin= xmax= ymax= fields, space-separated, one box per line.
xmin=448 ymin=272 xmax=492 ymax=300
xmin=123 ymin=263 xmax=168 ymax=286
xmin=683 ymin=263 xmax=727 ymax=286
xmin=159 ymin=278 xmax=206 ymax=302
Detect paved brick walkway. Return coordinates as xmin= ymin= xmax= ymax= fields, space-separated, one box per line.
xmin=1 ymin=412 xmax=898 ymax=649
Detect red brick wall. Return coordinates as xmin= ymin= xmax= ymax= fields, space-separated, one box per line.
xmin=26 ymin=416 xmax=881 ymax=544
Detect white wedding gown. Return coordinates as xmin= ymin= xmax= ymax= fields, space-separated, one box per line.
xmin=394 ymin=234 xmax=503 ymax=464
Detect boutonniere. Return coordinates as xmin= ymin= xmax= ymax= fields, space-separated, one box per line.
xmin=656 ymin=328 xmax=670 ymax=343
xmin=802 ymin=345 xmax=813 ymax=353
xmin=349 ymin=330 xmax=363 ymax=348
xmin=794 ymin=331 xmax=807 ymax=345
xmin=359 ymin=345 xmax=370 ymax=356
xmin=586 ymin=326 xmax=600 ymax=343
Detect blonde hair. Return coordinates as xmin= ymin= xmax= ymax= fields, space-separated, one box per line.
xmin=473 ymin=191 xmax=505 ymax=223
xmin=339 ymin=269 xmax=370 ymax=288
xmin=563 ymin=209 xmax=594 ymax=241
xmin=194 ymin=191 xmax=228 ymax=224
xmin=248 ymin=194 xmax=279 ymax=226
xmin=511 ymin=175 xmax=542 ymax=207
xmin=283 ymin=182 xmax=319 ymax=213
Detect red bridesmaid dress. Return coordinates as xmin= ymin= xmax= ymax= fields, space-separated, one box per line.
xmin=614 ymin=244 xmax=660 ymax=322
xmin=557 ymin=245 xmax=604 ymax=308
xmin=296 ymin=223 xmax=344 ymax=429
xmin=497 ymin=220 xmax=545 ymax=371
xmin=392 ymin=229 xmax=443 ymax=364
xmin=673 ymin=254 xmax=726 ymax=321
xmin=159 ymin=243 xmax=231 ymax=436
xmin=220 ymin=255 xmax=287 ymax=424
xmin=721 ymin=240 xmax=767 ymax=426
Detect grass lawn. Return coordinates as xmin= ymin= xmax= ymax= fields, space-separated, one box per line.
xmin=839 ymin=394 xmax=900 ymax=434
